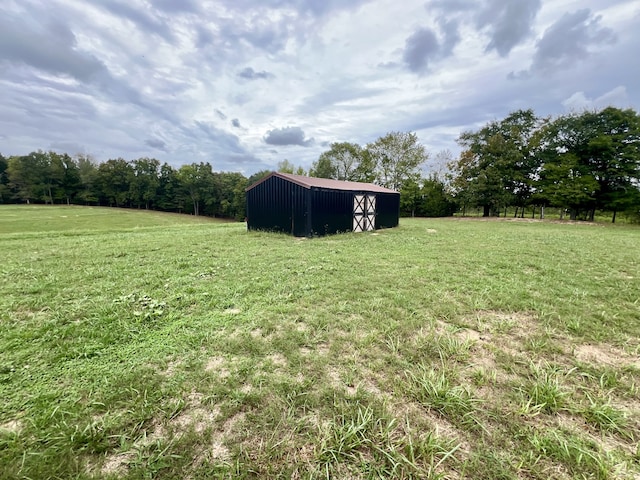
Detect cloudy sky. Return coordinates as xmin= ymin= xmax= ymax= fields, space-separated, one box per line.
xmin=1 ymin=0 xmax=638 ymax=175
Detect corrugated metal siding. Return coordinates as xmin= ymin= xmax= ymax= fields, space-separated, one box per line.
xmin=310 ymin=188 xmax=353 ymax=235
xmin=374 ymin=192 xmax=400 ymax=229
xmin=246 ymin=175 xmax=400 ymax=237
xmin=246 ymin=176 xmax=308 ymax=235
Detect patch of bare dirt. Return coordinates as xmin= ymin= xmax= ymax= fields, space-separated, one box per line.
xmin=267 ymin=353 xmax=288 ymax=368
xmin=220 ymin=411 xmax=246 ymax=435
xmin=170 ymin=392 xmax=219 ymax=434
xmin=100 ymin=452 xmax=134 ymax=476
xmin=208 ymin=437 xmax=230 ymax=460
xmin=573 ymin=344 xmax=640 ymax=369
xmin=205 ymin=356 xmax=231 ymax=379
xmin=300 ymin=342 xmax=330 ymax=356
xmin=250 ymin=328 xmax=263 ymax=338
xmin=0 ymin=420 xmax=22 ymax=434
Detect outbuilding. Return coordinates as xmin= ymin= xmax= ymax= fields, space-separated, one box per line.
xmin=245 ymin=172 xmax=400 ymax=237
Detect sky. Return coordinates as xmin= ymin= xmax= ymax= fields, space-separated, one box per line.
xmin=1 ymin=0 xmax=639 ymax=176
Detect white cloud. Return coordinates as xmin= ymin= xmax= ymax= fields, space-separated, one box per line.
xmin=562 ymin=86 xmax=630 ymax=111
xmin=0 ymin=0 xmax=638 ymax=174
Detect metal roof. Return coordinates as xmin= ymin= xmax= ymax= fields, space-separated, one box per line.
xmin=246 ymin=172 xmax=399 ymax=194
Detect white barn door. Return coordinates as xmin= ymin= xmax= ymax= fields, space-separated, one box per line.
xmin=353 ymin=194 xmax=376 ymax=232
xmin=365 ymin=195 xmax=376 ymax=231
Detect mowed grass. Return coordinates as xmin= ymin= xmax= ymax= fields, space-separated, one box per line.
xmin=1 ymin=205 xmax=639 ymax=479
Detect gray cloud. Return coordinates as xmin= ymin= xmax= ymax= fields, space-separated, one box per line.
xmin=218 ymin=12 xmax=295 ymax=54
xmin=264 ymin=127 xmax=314 ymax=147
xmin=97 ymin=0 xmax=175 ymax=42
xmin=0 ymin=16 xmax=106 ymax=82
xmin=145 ymin=138 xmax=167 ymax=151
xmin=438 ymin=18 xmax=461 ymax=57
xmin=237 ymin=67 xmax=274 ymax=80
xmin=426 ymin=0 xmax=475 ymax=11
xmin=0 ymin=13 xmax=156 ymax=115
xmin=427 ymin=0 xmax=541 ymax=57
xmin=477 ymin=0 xmax=542 ymax=57
xmin=230 ymin=0 xmax=370 ymax=17
xmin=525 ymin=9 xmax=617 ymax=75
xmin=403 ymin=28 xmax=440 ymax=72
xmin=300 ymin=82 xmax=389 ymax=111
xmin=151 ymin=0 xmax=200 ymax=14
xmin=232 ymin=118 xmax=241 ymax=128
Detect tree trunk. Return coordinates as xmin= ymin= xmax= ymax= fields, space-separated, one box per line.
xmin=532 ymin=206 xmax=536 ymax=219
xmin=570 ymin=209 xmax=577 ymax=221
xmin=483 ymin=205 xmax=490 ymax=217
xmin=514 ymin=207 xmax=519 ymax=218
xmin=540 ymin=206 xmax=545 ymax=219
xmin=612 ymin=210 xmax=617 ymax=223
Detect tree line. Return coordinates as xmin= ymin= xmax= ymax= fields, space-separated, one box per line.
xmin=0 ymin=131 xmax=438 ymax=219
xmin=307 ymin=107 xmax=640 ymax=222
xmin=449 ymin=107 xmax=640 ymax=222
xmin=1 ymin=107 xmax=638 ymax=222
xmin=0 ymin=153 xmax=256 ymax=219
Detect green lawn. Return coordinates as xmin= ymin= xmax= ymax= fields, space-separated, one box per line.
xmin=1 ymin=205 xmax=639 ymax=479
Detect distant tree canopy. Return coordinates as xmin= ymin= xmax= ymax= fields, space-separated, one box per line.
xmin=448 ymin=107 xmax=640 ymax=222
xmin=0 ymin=152 xmax=249 ymax=220
xmin=310 ymin=132 xmax=428 ymax=191
xmin=309 ymin=131 xmax=452 ymax=217
xmin=3 ymin=109 xmax=638 ymax=223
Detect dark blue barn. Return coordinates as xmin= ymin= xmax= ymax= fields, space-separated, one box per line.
xmin=245 ymin=172 xmax=400 ymax=237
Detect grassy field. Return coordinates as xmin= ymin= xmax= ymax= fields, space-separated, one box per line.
xmin=1 ymin=205 xmax=639 ymax=479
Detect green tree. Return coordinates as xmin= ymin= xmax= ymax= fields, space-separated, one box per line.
xmin=453 ymin=110 xmax=539 ymax=216
xmin=76 ymin=155 xmax=99 ymax=205
xmin=177 ymin=162 xmax=214 ymax=216
xmin=309 ymin=152 xmax=336 ymax=179
xmin=310 ymin=142 xmax=369 ymax=181
xmin=277 ymin=160 xmax=295 ymax=174
xmin=247 ymin=170 xmax=272 ymax=186
xmin=536 ymin=152 xmax=598 ymax=220
xmin=0 ymin=154 xmax=8 ymax=203
xmin=400 ymin=179 xmax=421 ymax=217
xmin=366 ymin=132 xmax=428 ymax=191
xmin=536 ymin=107 xmax=640 ymax=221
xmin=97 ymin=158 xmax=134 ymax=207
xmin=401 ymin=175 xmax=457 ymax=217
xmin=420 ymin=175 xmax=458 ymax=217
xmin=156 ymin=163 xmax=182 ymax=212
xmin=214 ymin=172 xmax=248 ymax=219
xmin=48 ymin=152 xmax=80 ymax=204
xmin=6 ymin=151 xmax=48 ymax=203
xmin=130 ymin=158 xmax=160 ymax=209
